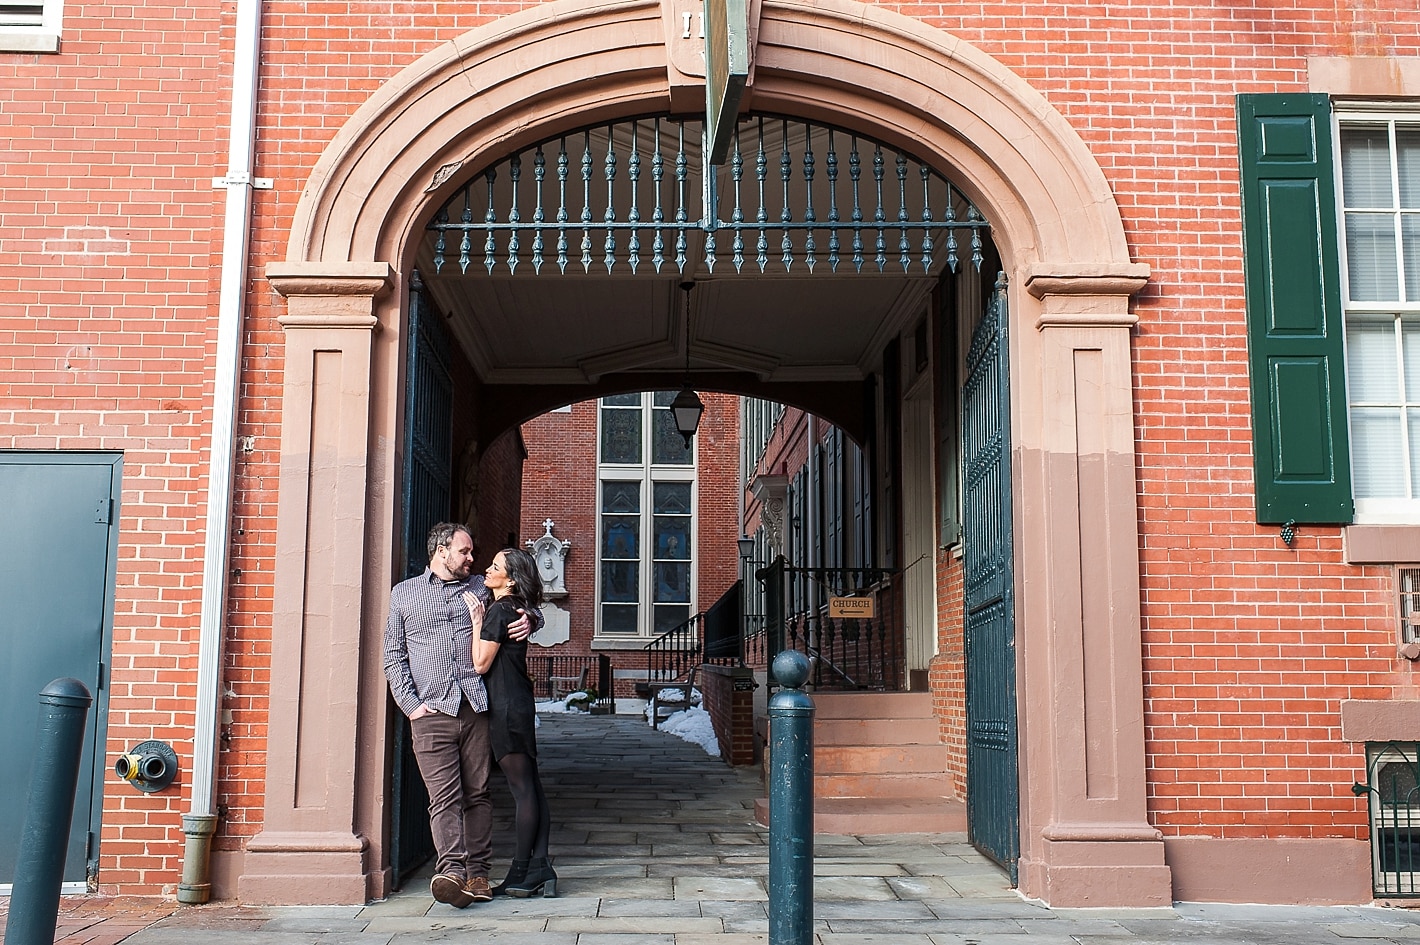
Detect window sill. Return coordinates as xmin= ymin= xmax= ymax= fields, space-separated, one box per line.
xmin=1344 ymin=525 xmax=1420 ymax=564
xmin=1341 ymin=699 xmax=1420 ymax=741
xmin=590 ymin=637 xmax=652 ymax=651
xmin=0 ymin=31 xmax=60 ymax=53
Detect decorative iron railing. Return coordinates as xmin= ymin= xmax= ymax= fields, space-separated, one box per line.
xmin=641 ymin=612 xmax=704 ymax=693
xmin=427 ymin=114 xmax=989 ymax=277
xmin=640 ymin=597 xmax=746 ymax=696
xmin=742 ymin=613 xmax=770 ymax=673
xmin=754 ymin=558 xmax=905 ymax=691
xmin=1355 ymin=742 xmax=1420 ymax=897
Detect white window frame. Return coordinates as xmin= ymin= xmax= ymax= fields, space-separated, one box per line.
xmin=594 ymin=392 xmax=696 ymax=642
xmin=1334 ymin=106 xmax=1420 ymax=523
xmin=0 ymin=0 xmax=64 ymax=53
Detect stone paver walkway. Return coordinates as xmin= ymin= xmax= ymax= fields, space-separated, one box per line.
xmin=6 ymin=713 xmax=1420 ymax=943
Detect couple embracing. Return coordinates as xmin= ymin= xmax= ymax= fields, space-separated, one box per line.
xmin=383 ymin=522 xmax=555 ymax=907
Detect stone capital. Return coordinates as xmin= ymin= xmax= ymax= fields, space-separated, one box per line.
xmin=1024 ymin=262 xmax=1149 ymax=329
xmin=267 ymin=262 xmax=393 ymax=330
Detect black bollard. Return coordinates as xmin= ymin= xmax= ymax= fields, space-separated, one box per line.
xmin=4 ymin=678 xmax=93 ymax=945
xmin=767 ymin=650 xmax=814 ymax=945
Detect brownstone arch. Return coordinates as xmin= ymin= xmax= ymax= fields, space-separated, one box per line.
xmin=247 ymin=0 xmax=1162 ymax=907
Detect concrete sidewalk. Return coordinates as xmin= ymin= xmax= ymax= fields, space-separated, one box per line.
xmin=7 ymin=713 xmax=1420 ymax=943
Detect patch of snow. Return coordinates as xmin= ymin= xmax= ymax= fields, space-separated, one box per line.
xmin=652 ymin=705 xmax=721 ymax=758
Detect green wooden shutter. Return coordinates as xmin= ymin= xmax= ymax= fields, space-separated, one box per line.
xmin=1237 ymin=93 xmax=1353 ymax=524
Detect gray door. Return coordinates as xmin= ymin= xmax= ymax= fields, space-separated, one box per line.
xmin=0 ymin=453 xmax=119 ymax=886
xmin=962 ymin=276 xmax=1020 ymax=881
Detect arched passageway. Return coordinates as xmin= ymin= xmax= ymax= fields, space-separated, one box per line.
xmin=246 ymin=0 xmax=1162 ymax=909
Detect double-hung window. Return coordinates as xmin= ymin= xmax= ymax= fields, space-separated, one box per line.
xmin=1337 ymin=114 xmax=1420 ymax=522
xmin=596 ymin=392 xmax=695 ymax=639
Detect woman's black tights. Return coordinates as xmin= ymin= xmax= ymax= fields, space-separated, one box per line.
xmin=499 ymin=752 xmax=550 ymax=860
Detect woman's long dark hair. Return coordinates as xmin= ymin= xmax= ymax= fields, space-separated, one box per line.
xmin=496 ymin=547 xmax=544 ymax=611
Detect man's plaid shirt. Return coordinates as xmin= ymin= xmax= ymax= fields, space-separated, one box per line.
xmin=384 ymin=568 xmax=491 ymax=717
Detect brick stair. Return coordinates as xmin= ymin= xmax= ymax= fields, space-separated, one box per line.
xmin=754 ymin=691 xmax=966 ymax=834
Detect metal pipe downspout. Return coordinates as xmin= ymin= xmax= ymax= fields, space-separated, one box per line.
xmin=180 ymin=0 xmax=263 ymax=905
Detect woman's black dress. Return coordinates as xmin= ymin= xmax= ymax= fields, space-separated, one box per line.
xmin=481 ymin=595 xmax=537 ymax=760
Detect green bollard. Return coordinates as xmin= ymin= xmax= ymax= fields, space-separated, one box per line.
xmin=4 ymin=678 xmax=93 ymax=945
xmin=768 ymin=650 xmax=814 ymax=945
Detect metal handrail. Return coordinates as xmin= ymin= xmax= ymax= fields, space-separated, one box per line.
xmin=753 ymin=558 xmax=905 ymax=691
xmin=642 ymin=612 xmax=704 ymax=687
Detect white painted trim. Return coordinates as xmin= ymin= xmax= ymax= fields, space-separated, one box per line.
xmin=0 ymin=882 xmax=88 ymax=895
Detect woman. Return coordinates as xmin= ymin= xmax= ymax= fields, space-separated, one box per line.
xmin=470 ymin=547 xmax=556 ymax=898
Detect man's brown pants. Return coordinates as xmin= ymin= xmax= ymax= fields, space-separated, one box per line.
xmin=410 ymin=700 xmax=493 ymax=880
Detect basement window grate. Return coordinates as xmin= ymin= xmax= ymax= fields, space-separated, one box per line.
xmin=1401 ymin=567 xmax=1420 ymax=645
xmin=1356 ymin=742 xmax=1420 ymax=898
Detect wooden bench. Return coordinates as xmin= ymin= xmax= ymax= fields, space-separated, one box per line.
xmin=549 ymin=666 xmax=589 ymax=700
xmin=646 ymin=665 xmax=700 ymax=728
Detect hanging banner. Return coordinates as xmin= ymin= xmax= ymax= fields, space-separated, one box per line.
xmin=704 ymin=0 xmax=748 ymax=166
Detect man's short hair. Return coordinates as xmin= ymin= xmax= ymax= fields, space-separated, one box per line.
xmin=427 ymin=522 xmax=472 ymax=559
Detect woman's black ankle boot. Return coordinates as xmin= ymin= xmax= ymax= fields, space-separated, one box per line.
xmin=504 ymin=857 xmax=557 ymax=898
xmin=492 ymin=859 xmax=529 ymax=897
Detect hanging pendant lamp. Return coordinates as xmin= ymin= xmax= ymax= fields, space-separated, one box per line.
xmin=672 ymin=281 xmax=703 ymax=447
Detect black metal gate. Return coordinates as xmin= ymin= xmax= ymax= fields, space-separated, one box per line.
xmin=390 ymin=271 xmax=451 ymax=888
xmin=962 ymin=275 xmax=1020 ymax=881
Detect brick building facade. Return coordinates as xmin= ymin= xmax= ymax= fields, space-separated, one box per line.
xmin=1 ymin=0 xmax=1419 ymax=911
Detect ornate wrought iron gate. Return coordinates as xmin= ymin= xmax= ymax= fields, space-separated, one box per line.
xmin=962 ymin=275 xmax=1020 ymax=881
xmin=390 ymin=271 xmax=452 ymax=888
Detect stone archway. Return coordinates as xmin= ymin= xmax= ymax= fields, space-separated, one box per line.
xmin=248 ymin=0 xmax=1164 ymax=907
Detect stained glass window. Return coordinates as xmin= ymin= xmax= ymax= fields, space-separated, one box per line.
xmin=600 ymin=480 xmax=641 ymax=633
xmin=652 ymin=479 xmax=693 ymax=632
xmin=601 ymin=396 xmax=643 ymax=464
xmin=652 ymin=390 xmax=694 ymax=465
xmin=597 ymin=393 xmax=696 ymax=637
xmin=653 ymin=481 xmax=691 ymax=515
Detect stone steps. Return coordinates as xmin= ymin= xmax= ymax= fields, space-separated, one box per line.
xmin=755 ymin=690 xmax=961 ymax=834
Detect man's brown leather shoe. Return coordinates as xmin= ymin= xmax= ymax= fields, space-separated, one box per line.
xmin=463 ymin=874 xmax=493 ymax=903
xmin=431 ymin=871 xmax=475 ymax=908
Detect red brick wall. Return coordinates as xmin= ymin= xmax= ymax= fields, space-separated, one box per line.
xmin=932 ymin=549 xmax=967 ymax=797
xmin=743 ymin=406 xmax=817 ymax=534
xmin=0 ymin=1 xmax=228 ymax=893
xmin=477 ymin=428 xmax=527 ymax=558
xmin=519 ymin=403 xmax=598 ymax=663
xmin=700 ymin=664 xmax=758 ymax=766
xmin=5 ymin=0 xmax=1420 ymax=896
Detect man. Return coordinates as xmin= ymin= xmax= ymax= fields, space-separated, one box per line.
xmin=384 ymin=522 xmax=537 ymax=907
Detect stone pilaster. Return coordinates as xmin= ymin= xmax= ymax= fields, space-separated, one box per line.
xmin=1013 ymin=264 xmax=1172 ymax=907
xmin=238 ymin=262 xmax=391 ymax=904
